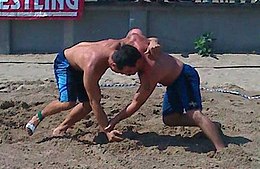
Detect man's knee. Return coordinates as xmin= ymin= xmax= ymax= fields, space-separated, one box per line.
xmin=187 ymin=110 xmax=204 ymax=124
xmin=61 ymin=101 xmax=76 ymax=110
xmin=163 ymin=113 xmax=181 ymax=126
xmin=162 ymin=116 xmax=170 ymax=126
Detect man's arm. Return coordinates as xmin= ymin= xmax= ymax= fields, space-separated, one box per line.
xmin=83 ymin=62 xmax=122 ymax=141
xmin=145 ymin=37 xmax=161 ymax=59
xmin=84 ymin=64 xmax=109 ymax=131
xmin=106 ymin=75 xmax=157 ymax=130
xmin=126 ymin=33 xmax=161 ymax=60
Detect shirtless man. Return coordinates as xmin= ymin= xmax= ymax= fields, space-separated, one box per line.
xmin=25 ymin=29 xmax=151 ymax=142
xmin=106 ymin=44 xmax=225 ymax=151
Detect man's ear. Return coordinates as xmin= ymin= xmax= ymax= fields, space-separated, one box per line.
xmin=110 ymin=62 xmax=121 ymax=73
xmin=110 ymin=62 xmax=117 ymax=69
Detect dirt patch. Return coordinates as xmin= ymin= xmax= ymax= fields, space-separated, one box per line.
xmin=0 ymin=80 xmax=259 ymax=169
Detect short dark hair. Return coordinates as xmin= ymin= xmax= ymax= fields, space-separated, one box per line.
xmin=112 ymin=44 xmax=142 ymax=70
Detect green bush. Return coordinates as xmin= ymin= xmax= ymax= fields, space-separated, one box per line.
xmin=194 ymin=32 xmax=215 ymax=57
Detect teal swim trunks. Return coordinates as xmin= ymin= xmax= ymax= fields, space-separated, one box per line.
xmin=54 ymin=51 xmax=88 ymax=102
xmin=162 ymin=64 xmax=202 ymax=115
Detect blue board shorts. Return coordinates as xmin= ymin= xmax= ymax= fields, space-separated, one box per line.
xmin=162 ymin=64 xmax=202 ymax=116
xmin=54 ymin=51 xmax=88 ymax=102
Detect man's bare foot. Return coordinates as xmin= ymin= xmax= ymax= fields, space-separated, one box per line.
xmin=216 ymin=145 xmax=225 ymax=152
xmin=207 ymin=147 xmax=225 ymax=158
xmin=211 ymin=121 xmax=225 ymax=151
xmin=207 ymin=150 xmax=216 ymax=158
xmin=215 ymin=122 xmax=225 ymax=150
xmin=52 ymin=126 xmax=66 ymax=136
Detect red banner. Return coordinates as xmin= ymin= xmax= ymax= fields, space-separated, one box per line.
xmin=0 ymin=0 xmax=84 ymax=20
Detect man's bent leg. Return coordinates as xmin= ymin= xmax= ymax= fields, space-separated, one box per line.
xmin=186 ymin=110 xmax=225 ymax=151
xmin=163 ymin=113 xmax=197 ymax=127
xmin=53 ymin=102 xmax=92 ymax=136
xmin=26 ymin=100 xmax=76 ymax=136
xmin=163 ymin=110 xmax=225 ymax=151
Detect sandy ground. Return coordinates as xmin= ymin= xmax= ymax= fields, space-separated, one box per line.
xmin=0 ymin=53 xmax=259 ymax=169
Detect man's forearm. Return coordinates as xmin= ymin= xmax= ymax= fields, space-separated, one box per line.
xmin=114 ymin=102 xmax=140 ymax=124
xmin=91 ymin=102 xmax=109 ymax=132
xmin=114 ymin=108 xmax=129 ymax=123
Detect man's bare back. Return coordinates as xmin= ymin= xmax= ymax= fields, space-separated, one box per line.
xmin=140 ymin=52 xmax=184 ymax=87
xmin=64 ymin=33 xmax=149 ymax=72
xmin=64 ymin=40 xmax=121 ymax=71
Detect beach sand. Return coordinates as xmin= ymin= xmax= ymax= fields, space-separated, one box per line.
xmin=0 ymin=53 xmax=259 ymax=168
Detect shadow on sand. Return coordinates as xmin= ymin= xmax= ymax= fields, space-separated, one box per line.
xmin=118 ymin=130 xmax=252 ymax=153
xmin=36 ymin=131 xmax=94 ymax=145
xmin=36 ymin=128 xmax=251 ymax=154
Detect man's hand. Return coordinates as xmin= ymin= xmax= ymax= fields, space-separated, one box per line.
xmin=144 ymin=41 xmax=161 ymax=56
xmin=106 ymin=130 xmax=123 ymax=142
xmin=104 ymin=117 xmax=118 ymax=132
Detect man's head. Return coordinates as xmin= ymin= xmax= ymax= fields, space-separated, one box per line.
xmin=126 ymin=28 xmax=143 ymax=37
xmin=110 ymin=44 xmax=142 ymax=76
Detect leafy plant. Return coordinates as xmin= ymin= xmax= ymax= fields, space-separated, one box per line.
xmin=194 ymin=32 xmax=215 ymax=57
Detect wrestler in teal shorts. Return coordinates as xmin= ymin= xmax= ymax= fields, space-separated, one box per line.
xmin=54 ymin=51 xmax=88 ymax=102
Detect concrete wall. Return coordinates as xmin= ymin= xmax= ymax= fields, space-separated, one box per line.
xmin=11 ymin=20 xmax=64 ymax=53
xmin=0 ymin=3 xmax=259 ymax=54
xmin=148 ymin=5 xmax=260 ymax=53
xmin=0 ymin=20 xmax=10 ymax=54
xmin=74 ymin=9 xmax=129 ymax=43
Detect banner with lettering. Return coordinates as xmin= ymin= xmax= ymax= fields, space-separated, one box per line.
xmin=0 ymin=0 xmax=84 ymax=20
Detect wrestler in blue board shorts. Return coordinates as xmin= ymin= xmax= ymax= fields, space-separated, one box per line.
xmin=54 ymin=51 xmax=88 ymax=102
xmin=162 ymin=64 xmax=202 ymax=116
